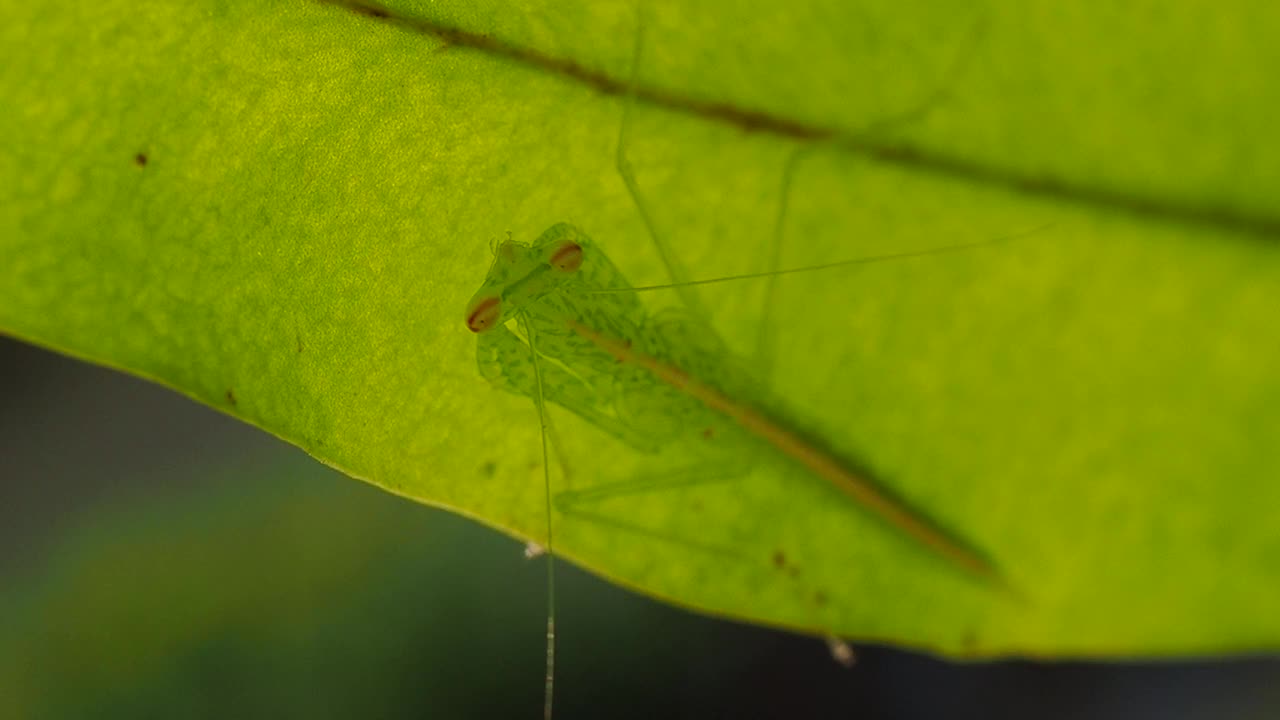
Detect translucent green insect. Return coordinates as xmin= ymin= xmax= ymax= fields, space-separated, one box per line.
xmin=461 ymin=8 xmax=1010 ymax=719
xmin=465 ymin=221 xmax=1002 ymax=582
xmin=463 ymin=219 xmax=1022 ymax=718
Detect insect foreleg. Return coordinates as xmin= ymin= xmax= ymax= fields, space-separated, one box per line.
xmin=476 ymin=323 xmax=662 ymax=454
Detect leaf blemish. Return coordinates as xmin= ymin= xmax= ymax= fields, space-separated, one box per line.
xmin=133 ymin=152 xmax=147 ymax=167
xmin=349 ymin=2 xmax=389 ymax=18
xmin=771 ymin=550 xmax=787 ymax=568
xmin=225 ymin=388 xmax=237 ymax=406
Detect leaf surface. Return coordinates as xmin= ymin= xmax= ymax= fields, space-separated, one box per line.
xmin=3 ymin=0 xmax=1279 ymax=655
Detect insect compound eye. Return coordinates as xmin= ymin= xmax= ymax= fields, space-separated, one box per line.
xmin=466 ymin=296 xmax=502 ymax=333
xmin=549 ymin=241 xmax=584 ymax=273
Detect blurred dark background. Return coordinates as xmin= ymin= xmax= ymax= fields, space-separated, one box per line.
xmin=2 ymin=335 xmax=1277 ymax=720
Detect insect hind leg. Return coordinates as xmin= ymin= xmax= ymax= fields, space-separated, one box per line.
xmin=551 ymin=449 xmax=861 ymax=666
xmin=553 ymin=458 xmax=754 ymax=560
xmin=754 ymin=11 xmax=989 ymax=379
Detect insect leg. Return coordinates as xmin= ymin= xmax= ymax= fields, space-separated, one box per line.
xmin=840 ymin=7 xmax=989 ymax=143
xmin=614 ymin=3 xmax=707 ymax=319
xmin=553 ymin=459 xmax=753 ymax=559
xmin=755 ymin=143 xmax=814 ymax=383
xmin=755 ymin=11 xmax=988 ymax=379
xmin=477 ymin=324 xmax=662 ymax=453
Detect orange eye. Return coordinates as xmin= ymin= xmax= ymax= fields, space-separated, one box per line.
xmin=550 ymin=242 xmax=583 ymax=272
xmin=466 ymin=296 xmax=501 ymax=333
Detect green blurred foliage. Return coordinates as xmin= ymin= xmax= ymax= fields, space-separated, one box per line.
xmin=0 ymin=460 xmax=694 ymax=719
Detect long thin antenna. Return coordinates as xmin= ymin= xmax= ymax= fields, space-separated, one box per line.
xmin=586 ymin=224 xmax=1054 ymax=294
xmin=521 ymin=314 xmax=557 ymax=720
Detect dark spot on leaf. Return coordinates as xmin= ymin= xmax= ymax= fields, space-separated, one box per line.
xmin=225 ymin=388 xmax=237 ymax=406
xmin=351 ymin=2 xmax=389 ymax=18
xmin=771 ymin=550 xmax=786 ymax=568
xmin=788 ymin=566 xmax=800 ymax=578
xmin=481 ymin=461 xmax=497 ymax=478
xmin=134 ymin=153 xmax=148 ymax=167
xmin=961 ymin=631 xmax=978 ymax=650
xmin=814 ymin=591 xmax=828 ymax=607
xmin=701 ymin=427 xmax=715 ymax=439
xmin=296 ymin=333 xmax=304 ymax=353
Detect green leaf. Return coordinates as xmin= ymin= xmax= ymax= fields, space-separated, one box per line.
xmin=3 ymin=0 xmax=1278 ymax=657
